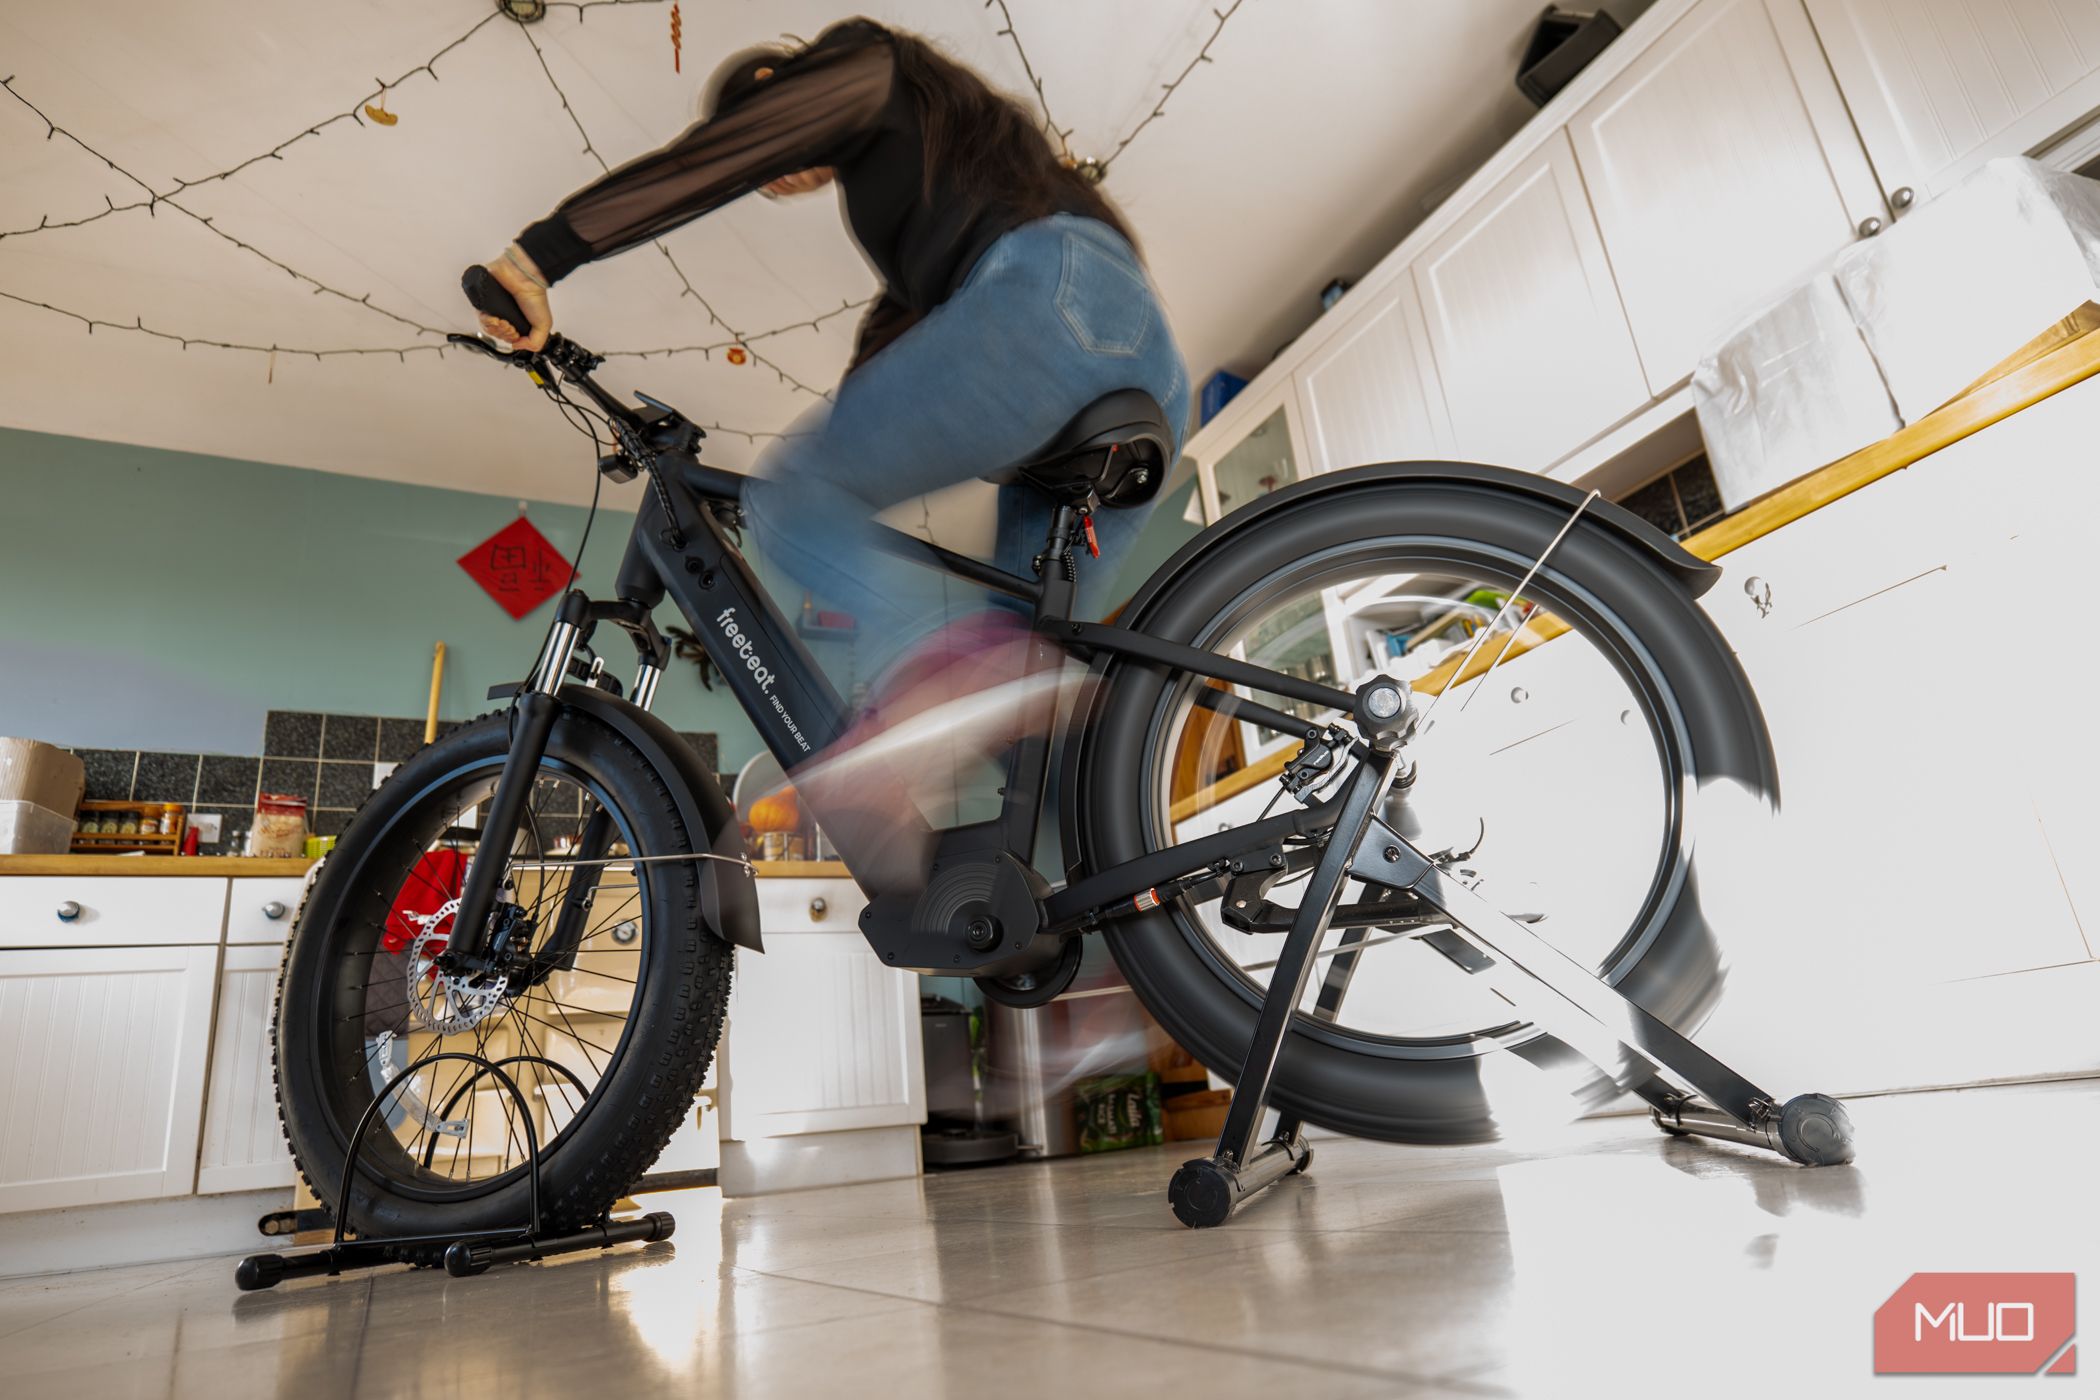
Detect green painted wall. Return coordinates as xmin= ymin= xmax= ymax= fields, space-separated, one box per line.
xmin=0 ymin=427 xmax=763 ymax=768
xmin=0 ymin=428 xmax=1207 ymax=774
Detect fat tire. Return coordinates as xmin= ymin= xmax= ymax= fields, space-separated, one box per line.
xmin=1073 ymin=473 xmax=1777 ymax=1145
xmin=272 ymin=709 xmax=732 ymax=1246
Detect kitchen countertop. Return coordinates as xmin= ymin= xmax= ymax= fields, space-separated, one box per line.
xmin=0 ymin=853 xmax=852 ymax=880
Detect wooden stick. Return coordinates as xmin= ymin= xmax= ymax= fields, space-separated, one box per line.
xmin=424 ymin=642 xmax=446 ymax=744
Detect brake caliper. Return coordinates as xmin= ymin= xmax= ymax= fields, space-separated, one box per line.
xmin=1279 ymin=726 xmax=1353 ymax=802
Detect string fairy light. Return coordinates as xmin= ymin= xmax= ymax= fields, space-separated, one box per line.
xmin=986 ymin=0 xmax=1250 ymax=178
xmin=0 ymin=77 xmax=447 ymax=339
xmin=1099 ymin=0 xmax=1249 ymax=174
xmin=0 ymin=0 xmax=1248 ymax=417
xmin=983 ymin=0 xmax=1074 ymax=161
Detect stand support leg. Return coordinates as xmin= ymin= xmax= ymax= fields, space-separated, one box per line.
xmin=1169 ymin=754 xmax=1403 ymax=1228
xmin=1355 ymin=824 xmax=1855 ymax=1167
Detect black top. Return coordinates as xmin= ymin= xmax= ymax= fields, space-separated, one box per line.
xmin=515 ymin=21 xmax=1087 ymax=363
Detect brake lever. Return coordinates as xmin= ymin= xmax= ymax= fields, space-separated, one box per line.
xmin=444 ymin=332 xmax=538 ymax=367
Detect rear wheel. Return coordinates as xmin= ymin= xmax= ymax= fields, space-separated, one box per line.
xmin=273 ymin=710 xmax=732 ymax=1244
xmin=1074 ymin=476 xmax=1775 ymax=1144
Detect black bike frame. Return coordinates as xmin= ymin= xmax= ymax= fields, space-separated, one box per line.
xmin=444 ymin=376 xmax=1366 ymax=975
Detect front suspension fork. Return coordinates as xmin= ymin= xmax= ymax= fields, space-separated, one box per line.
xmin=448 ymin=595 xmax=588 ymax=965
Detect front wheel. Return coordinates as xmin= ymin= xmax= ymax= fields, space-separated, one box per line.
xmin=273 ymin=709 xmax=732 ymax=1245
xmin=1073 ymin=472 xmax=1777 ymax=1145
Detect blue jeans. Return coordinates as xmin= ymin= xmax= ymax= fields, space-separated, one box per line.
xmin=741 ymin=215 xmax=1190 ymax=672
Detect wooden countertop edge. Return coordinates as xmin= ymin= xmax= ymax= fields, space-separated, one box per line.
xmin=0 ymin=853 xmax=855 ymax=881
xmin=0 ymin=855 xmax=316 ymax=877
xmin=751 ymin=859 xmax=851 ymax=879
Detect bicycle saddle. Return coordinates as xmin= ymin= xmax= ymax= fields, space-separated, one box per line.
xmin=991 ymin=389 xmax=1173 ymax=508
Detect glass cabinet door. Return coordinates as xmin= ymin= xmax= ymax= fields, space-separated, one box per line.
xmin=1199 ymin=399 xmax=1304 ymax=524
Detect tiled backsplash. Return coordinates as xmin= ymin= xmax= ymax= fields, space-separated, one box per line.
xmin=73 ymin=711 xmax=718 ymax=855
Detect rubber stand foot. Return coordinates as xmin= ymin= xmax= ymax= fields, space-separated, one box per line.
xmin=443 ymin=1241 xmax=493 ymax=1278
xmin=1168 ymin=1159 xmax=1236 ymax=1229
xmin=1778 ymin=1093 xmax=1856 ymax=1166
xmin=234 ymin=1254 xmax=285 ymax=1292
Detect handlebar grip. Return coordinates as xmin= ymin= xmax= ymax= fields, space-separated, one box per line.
xmin=461 ymin=265 xmax=532 ymax=337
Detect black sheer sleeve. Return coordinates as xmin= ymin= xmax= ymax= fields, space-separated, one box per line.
xmin=514 ymin=39 xmax=894 ymax=284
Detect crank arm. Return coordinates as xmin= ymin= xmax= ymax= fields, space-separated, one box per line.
xmin=1349 ymin=821 xmax=1778 ymax=1129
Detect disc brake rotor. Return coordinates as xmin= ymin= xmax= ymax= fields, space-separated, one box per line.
xmin=404 ymin=898 xmax=510 ymax=1035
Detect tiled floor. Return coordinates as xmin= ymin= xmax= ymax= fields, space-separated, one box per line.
xmin=3 ymin=1078 xmax=2094 ymax=1399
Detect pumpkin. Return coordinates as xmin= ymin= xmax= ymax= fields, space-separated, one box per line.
xmin=746 ymin=788 xmax=802 ymax=833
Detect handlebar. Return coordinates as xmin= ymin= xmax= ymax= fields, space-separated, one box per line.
xmin=452 ymin=263 xmax=721 ymax=488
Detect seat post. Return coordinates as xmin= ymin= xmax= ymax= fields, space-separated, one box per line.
xmin=1032 ymin=500 xmax=1086 ymax=620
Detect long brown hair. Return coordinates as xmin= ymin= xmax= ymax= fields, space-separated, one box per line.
xmin=881 ymin=26 xmax=1138 ymax=251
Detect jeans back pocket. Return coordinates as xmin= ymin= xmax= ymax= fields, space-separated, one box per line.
xmin=1055 ymin=230 xmax=1152 ymax=358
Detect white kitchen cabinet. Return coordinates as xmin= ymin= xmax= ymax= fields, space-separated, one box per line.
xmin=1807 ymin=0 xmax=2100 ymax=200
xmin=1571 ymin=0 xmax=1888 ymax=391
xmin=1415 ymin=132 xmax=1651 ymax=472
xmin=1292 ymin=275 xmax=1451 ymax=474
xmin=196 ymin=943 xmax=294 ymax=1195
xmin=0 ymin=945 xmax=218 ymax=1212
xmin=716 ymin=878 xmax=925 ymax=1195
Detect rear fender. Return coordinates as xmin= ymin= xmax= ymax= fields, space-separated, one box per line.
xmin=1126 ymin=460 xmax=1718 ymax=624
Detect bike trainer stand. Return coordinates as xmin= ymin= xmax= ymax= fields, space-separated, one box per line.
xmin=1167 ymin=750 xmax=1857 ymax=1229
xmin=236 ymin=1051 xmax=675 ymax=1290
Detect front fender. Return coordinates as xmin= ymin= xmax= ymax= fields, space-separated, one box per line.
xmin=557 ymin=683 xmax=762 ymax=953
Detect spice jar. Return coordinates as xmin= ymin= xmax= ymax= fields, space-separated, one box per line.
xmin=252 ymin=793 xmax=309 ymax=858
xmin=138 ymin=806 xmax=161 ymax=836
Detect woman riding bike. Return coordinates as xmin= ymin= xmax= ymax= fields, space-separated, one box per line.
xmin=482 ymin=18 xmax=1190 ymax=830
xmin=271 ymin=15 xmax=1818 ymax=1258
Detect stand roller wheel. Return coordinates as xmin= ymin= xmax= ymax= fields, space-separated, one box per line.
xmin=1290 ymin=1144 xmax=1315 ymax=1175
xmin=1168 ymin=1159 xmax=1236 ymax=1229
xmin=1777 ymin=1093 xmax=1855 ymax=1166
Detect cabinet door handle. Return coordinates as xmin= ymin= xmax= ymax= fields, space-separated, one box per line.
xmin=1857 ymin=215 xmax=1885 ymax=238
xmin=809 ymin=896 xmax=828 ymax=922
xmin=262 ymin=901 xmax=288 ymax=920
xmin=55 ymin=900 xmax=81 ymax=922
xmin=1890 ymin=186 xmax=1915 ymax=211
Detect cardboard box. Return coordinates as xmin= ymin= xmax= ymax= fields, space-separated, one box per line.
xmin=0 ymin=738 xmax=85 ymax=855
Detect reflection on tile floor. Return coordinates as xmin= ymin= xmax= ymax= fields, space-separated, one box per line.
xmin=2 ymin=1078 xmax=2095 ymax=1398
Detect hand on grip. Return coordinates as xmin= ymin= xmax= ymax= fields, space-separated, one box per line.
xmin=462 ymin=260 xmax=551 ymax=351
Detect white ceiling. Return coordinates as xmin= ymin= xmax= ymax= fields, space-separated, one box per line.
xmin=0 ymin=0 xmax=1651 ymax=506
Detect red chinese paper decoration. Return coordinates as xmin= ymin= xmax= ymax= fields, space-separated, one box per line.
xmin=458 ymin=515 xmax=572 ymax=620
